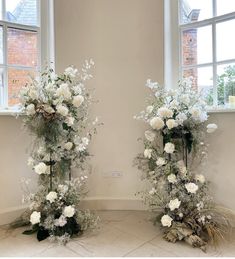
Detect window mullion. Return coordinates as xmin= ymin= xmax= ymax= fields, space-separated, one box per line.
xmin=2 ymin=0 xmax=5 ymax=21
xmin=3 ymin=22 xmax=7 ymax=108
xmin=212 ymin=21 xmax=218 ymax=107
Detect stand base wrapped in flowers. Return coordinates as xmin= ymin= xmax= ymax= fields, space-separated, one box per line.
xmin=134 ymin=78 xmax=234 ymax=251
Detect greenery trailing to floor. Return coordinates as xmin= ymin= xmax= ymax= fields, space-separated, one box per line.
xmin=134 ymin=78 xmax=234 ymax=251
xmin=13 ymin=60 xmax=100 ymax=244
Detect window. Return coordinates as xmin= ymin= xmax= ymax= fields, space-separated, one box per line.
xmin=0 ymin=0 xmax=54 ymax=112
xmin=179 ymin=0 xmax=235 ymax=108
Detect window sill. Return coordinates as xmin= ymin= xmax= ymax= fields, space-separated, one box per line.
xmin=0 ymin=108 xmax=22 ymax=116
xmin=207 ymin=106 xmax=235 ymax=114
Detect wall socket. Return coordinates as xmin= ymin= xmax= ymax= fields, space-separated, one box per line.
xmin=103 ymin=171 xmax=123 ymax=178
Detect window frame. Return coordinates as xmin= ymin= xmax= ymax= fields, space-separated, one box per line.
xmin=0 ymin=0 xmax=55 ymax=114
xmin=165 ymin=0 xmax=235 ymax=112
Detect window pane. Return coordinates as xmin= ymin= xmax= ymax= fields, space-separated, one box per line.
xmin=0 ymin=26 xmax=3 ymax=64
xmin=217 ymin=64 xmax=235 ymax=107
xmin=6 ymin=0 xmax=38 ymax=26
xmin=217 ymin=0 xmax=235 ymax=16
xmin=180 ymin=0 xmax=213 ymax=24
xmin=183 ymin=66 xmax=213 ymax=105
xmin=0 ymin=68 xmax=4 ymax=106
xmin=216 ymin=19 xmax=235 ymax=61
xmin=8 ymin=69 xmax=35 ymax=107
xmin=182 ymin=26 xmax=212 ymax=66
xmin=8 ymin=28 xmax=38 ymax=67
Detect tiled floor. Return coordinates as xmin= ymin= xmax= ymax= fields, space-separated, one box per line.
xmin=0 ymin=211 xmax=235 ymax=257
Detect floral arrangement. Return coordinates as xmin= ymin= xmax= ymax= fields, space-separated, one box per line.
xmin=14 ymin=60 xmax=100 ymax=244
xmin=134 ymin=78 xmax=232 ymax=251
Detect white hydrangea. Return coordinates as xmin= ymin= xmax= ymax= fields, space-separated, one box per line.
xmin=195 ymin=174 xmax=205 ymax=184
xmin=144 ymin=130 xmax=156 ymax=142
xmin=167 ymin=174 xmax=177 ymax=184
xmin=176 ymin=112 xmax=187 ymax=125
xmin=157 ymin=107 xmax=173 ymax=118
xmin=207 ymin=123 xmax=218 ymax=133
xmin=56 ymin=104 xmax=69 ymax=116
xmin=34 ymin=162 xmax=49 ymax=175
xmin=72 ymin=95 xmax=84 ymax=108
xmin=46 ymin=191 xmax=58 ymax=203
xmin=164 ymin=142 xmax=175 ymax=154
xmin=64 ymin=142 xmax=73 ymax=150
xmin=161 ymin=214 xmax=173 ymax=227
xmin=64 ymin=66 xmax=78 ymax=78
xmin=168 ymin=198 xmax=181 ymax=211
xmin=150 ymin=117 xmax=164 ymax=130
xmin=63 ymin=205 xmax=75 ymax=218
xmin=185 ymin=182 xmax=199 ymax=194
xmin=54 ymin=215 xmax=67 ymax=227
xmin=144 ymin=149 xmax=152 ymax=159
xmin=28 ymin=89 xmax=38 ymax=100
xmin=56 ymin=83 xmax=71 ymax=100
xmin=166 ymin=119 xmax=178 ymax=130
xmin=156 ymin=157 xmax=166 ymax=166
xmin=30 ymin=211 xmax=41 ymax=225
xmin=26 ymin=104 xmax=36 ymax=116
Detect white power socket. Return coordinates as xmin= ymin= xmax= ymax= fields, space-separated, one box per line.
xmin=103 ymin=171 xmax=123 ymax=178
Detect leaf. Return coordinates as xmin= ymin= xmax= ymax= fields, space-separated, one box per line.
xmin=22 ymin=228 xmax=38 ymax=235
xmin=37 ymin=227 xmax=50 ymax=241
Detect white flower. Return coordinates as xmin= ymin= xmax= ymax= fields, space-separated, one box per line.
xmin=149 ymin=187 xmax=156 ymax=195
xmin=56 ymin=104 xmax=69 ymax=116
xmin=144 ymin=149 xmax=152 ymax=159
xmin=164 ymin=142 xmax=175 ymax=154
xmin=167 ymin=174 xmax=177 ymax=184
xmin=65 ymin=116 xmax=75 ymax=126
xmin=199 ymin=112 xmax=208 ymax=122
xmin=168 ymin=198 xmax=181 ymax=211
xmin=166 ymin=119 xmax=178 ymax=130
xmin=169 ymin=100 xmax=179 ymax=109
xmin=26 ymin=104 xmax=36 ymax=115
xmin=58 ymin=184 xmax=69 ymax=194
xmin=30 ymin=211 xmax=41 ymax=225
xmin=44 ymin=105 xmax=55 ymax=114
xmin=34 ymin=162 xmax=49 ymax=175
xmin=185 ymin=182 xmax=199 ymax=194
xmin=176 ymin=113 xmax=187 ymax=125
xmin=72 ymin=95 xmax=84 ymax=108
xmin=144 ymin=130 xmax=156 ymax=142
xmin=180 ymin=94 xmax=190 ymax=105
xmin=176 ymin=160 xmax=187 ymax=176
xmin=158 ymin=107 xmax=173 ymax=118
xmin=207 ymin=123 xmax=218 ymax=133
xmin=146 ymin=105 xmax=154 ymax=114
xmin=195 ymin=174 xmax=205 ymax=184
xmin=28 ymin=89 xmax=38 ymax=100
xmin=56 ymin=83 xmax=71 ymax=100
xmin=27 ymin=157 xmax=34 ymax=166
xmin=46 ymin=191 xmax=58 ymax=203
xmin=179 ymin=213 xmax=183 ymax=218
xmin=161 ymin=215 xmax=173 ymax=227
xmin=63 ymin=205 xmax=75 ymax=218
xmin=64 ymin=66 xmax=78 ymax=78
xmin=150 ymin=117 xmax=164 ymax=130
xmin=156 ymin=157 xmax=166 ymax=166
xmin=190 ymin=107 xmax=202 ymax=120
xmin=82 ymin=137 xmax=89 ymax=146
xmin=64 ymin=142 xmax=73 ymax=150
xmin=54 ymin=215 xmax=67 ymax=227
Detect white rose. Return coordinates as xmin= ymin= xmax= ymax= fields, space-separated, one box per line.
xmin=64 ymin=142 xmax=73 ymax=150
xmin=46 ymin=191 xmax=58 ymax=203
xmin=54 ymin=215 xmax=67 ymax=227
xmin=44 ymin=105 xmax=55 ymax=114
xmin=167 ymin=174 xmax=177 ymax=184
xmin=156 ymin=157 xmax=166 ymax=166
xmin=56 ymin=83 xmax=71 ymax=100
xmin=146 ymin=105 xmax=154 ymax=114
xmin=164 ymin=142 xmax=175 ymax=154
xmin=34 ymin=162 xmax=49 ymax=175
xmin=179 ymin=213 xmax=183 ymax=218
xmin=150 ymin=117 xmax=164 ymax=130
xmin=29 ymin=89 xmax=38 ymax=100
xmin=185 ymin=182 xmax=199 ymax=194
xmin=144 ymin=149 xmax=152 ymax=159
xmin=30 ymin=211 xmax=41 ymax=225
xmin=72 ymin=95 xmax=84 ymax=108
xmin=64 ymin=66 xmax=78 ymax=78
xmin=26 ymin=104 xmax=36 ymax=115
xmin=63 ymin=205 xmax=75 ymax=218
xmin=166 ymin=119 xmax=178 ymax=130
xmin=168 ymin=198 xmax=181 ymax=211
xmin=207 ymin=123 xmax=218 ymax=133
xmin=56 ymin=104 xmax=69 ymax=116
xmin=149 ymin=187 xmax=156 ymax=195
xmin=161 ymin=215 xmax=173 ymax=227
xmin=158 ymin=107 xmax=173 ymax=118
xmin=65 ymin=116 xmax=75 ymax=126
xmin=195 ymin=174 xmax=205 ymax=184
xmin=144 ymin=130 xmax=156 ymax=142
xmin=190 ymin=107 xmax=202 ymax=120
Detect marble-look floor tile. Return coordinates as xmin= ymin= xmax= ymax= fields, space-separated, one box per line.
xmin=35 ymin=245 xmax=81 ymax=257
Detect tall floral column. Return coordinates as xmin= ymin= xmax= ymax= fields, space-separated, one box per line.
xmin=134 ymin=78 xmax=232 ymax=250
xmin=18 ymin=60 xmax=99 ymax=244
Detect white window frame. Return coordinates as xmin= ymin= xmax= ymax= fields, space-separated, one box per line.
xmin=164 ymin=0 xmax=235 ymax=112
xmin=0 ymin=0 xmax=55 ymax=115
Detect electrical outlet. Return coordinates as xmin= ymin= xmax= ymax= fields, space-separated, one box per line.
xmin=103 ymin=171 xmax=123 ymax=178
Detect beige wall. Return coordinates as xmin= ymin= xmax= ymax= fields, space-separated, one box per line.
xmin=1 ymin=0 xmax=235 ymax=224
